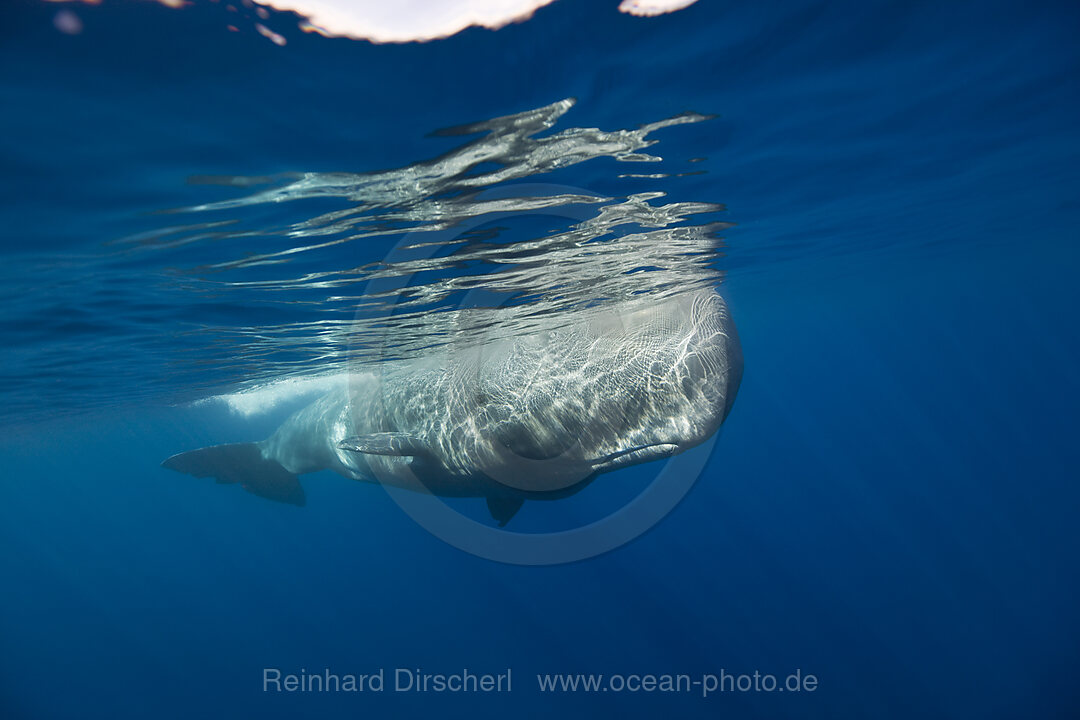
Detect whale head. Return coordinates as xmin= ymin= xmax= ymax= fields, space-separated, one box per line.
xmin=441 ymin=289 xmax=743 ymax=492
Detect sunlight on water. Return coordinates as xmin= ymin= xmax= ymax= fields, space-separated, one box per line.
xmin=143 ymin=101 xmax=728 ymax=389
xmin=4 ymin=100 xmax=730 ymax=422
xmin=40 ymin=1 xmax=699 ymax=44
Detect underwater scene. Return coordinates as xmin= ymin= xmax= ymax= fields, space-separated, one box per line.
xmin=1 ymin=0 xmax=1078 ymax=717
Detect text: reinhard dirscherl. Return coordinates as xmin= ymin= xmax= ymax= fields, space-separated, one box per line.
xmin=264 ymin=668 xmax=512 ymax=693
xmin=263 ymin=667 xmax=820 ymax=697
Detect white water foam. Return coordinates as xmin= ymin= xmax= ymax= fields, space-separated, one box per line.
xmin=199 ymin=372 xmax=349 ymax=417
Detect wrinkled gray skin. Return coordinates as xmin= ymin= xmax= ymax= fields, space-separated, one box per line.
xmin=164 ymin=290 xmax=742 ymax=524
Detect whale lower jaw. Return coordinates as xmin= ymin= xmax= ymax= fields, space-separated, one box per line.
xmin=591 ymin=443 xmax=680 ymax=473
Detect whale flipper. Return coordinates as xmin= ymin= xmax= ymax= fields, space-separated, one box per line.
xmin=338 ymin=433 xmax=432 ymax=458
xmin=486 ymin=496 xmax=524 ymax=527
xmin=161 ymin=443 xmax=305 ymax=506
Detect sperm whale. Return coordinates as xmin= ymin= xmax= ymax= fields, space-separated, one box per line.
xmin=162 ymin=289 xmax=742 ymax=526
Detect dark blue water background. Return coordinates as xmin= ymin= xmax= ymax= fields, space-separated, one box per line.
xmin=1 ymin=0 xmax=1078 ymax=717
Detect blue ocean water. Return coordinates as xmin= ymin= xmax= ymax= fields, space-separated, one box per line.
xmin=2 ymin=0 xmax=1079 ymax=718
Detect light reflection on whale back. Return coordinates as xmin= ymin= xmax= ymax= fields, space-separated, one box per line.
xmin=343 ymin=288 xmax=741 ymax=494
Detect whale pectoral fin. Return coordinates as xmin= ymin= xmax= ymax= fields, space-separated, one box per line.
xmin=161 ymin=443 xmax=305 ymax=506
xmin=486 ymin=496 xmax=524 ymax=527
xmin=338 ymin=433 xmax=432 ymax=458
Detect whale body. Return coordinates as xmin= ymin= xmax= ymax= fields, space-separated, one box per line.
xmin=163 ymin=289 xmax=742 ymax=526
